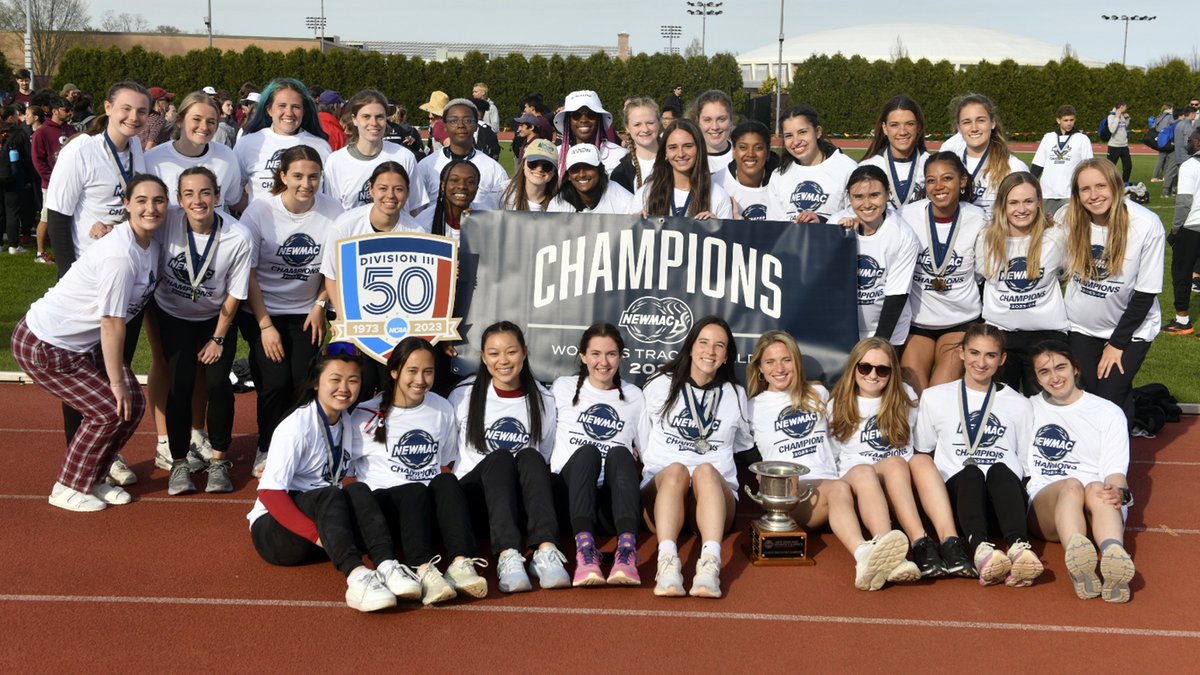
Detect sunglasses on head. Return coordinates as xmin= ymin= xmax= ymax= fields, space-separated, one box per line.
xmin=323 ymin=341 xmax=361 ymax=358
xmin=855 ymin=362 xmax=892 ymax=378
xmin=526 ymin=160 xmax=555 ymax=173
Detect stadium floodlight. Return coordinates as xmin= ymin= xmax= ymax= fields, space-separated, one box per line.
xmin=661 ymin=25 xmax=682 ymax=55
xmin=686 ymin=2 xmax=723 ymax=57
xmin=1100 ymin=14 xmax=1156 ymax=67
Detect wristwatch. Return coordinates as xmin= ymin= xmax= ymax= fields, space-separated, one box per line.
xmin=1118 ymin=487 xmax=1133 ymax=507
xmin=210 ymin=336 xmax=225 ymax=346
xmin=314 ymin=299 xmax=330 ymax=311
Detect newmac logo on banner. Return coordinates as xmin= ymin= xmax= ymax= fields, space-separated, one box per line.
xmin=333 ymin=233 xmax=461 ymax=364
xmin=453 ymin=212 xmax=859 ymax=385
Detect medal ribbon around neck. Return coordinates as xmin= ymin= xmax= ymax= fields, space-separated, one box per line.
xmin=958 ymin=379 xmax=996 ymax=466
xmin=102 ymin=131 xmax=134 ymax=195
xmin=185 ymin=213 xmax=222 ymax=302
xmin=886 ymin=146 xmax=916 ymax=205
xmin=671 ymin=191 xmax=693 ymax=217
xmin=961 ymin=144 xmax=990 ymax=188
xmin=316 ymin=403 xmax=346 ymax=484
xmin=926 ymin=204 xmax=962 ymax=280
xmin=683 ymin=383 xmax=722 ymax=453
xmin=1055 ymin=133 xmax=1070 ymax=155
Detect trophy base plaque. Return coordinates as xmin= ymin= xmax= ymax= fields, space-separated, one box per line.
xmin=748 ymin=521 xmax=815 ymax=566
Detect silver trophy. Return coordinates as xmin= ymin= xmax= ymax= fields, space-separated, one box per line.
xmin=744 ymin=461 xmax=814 ymax=533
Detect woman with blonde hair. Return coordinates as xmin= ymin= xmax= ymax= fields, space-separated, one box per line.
xmin=953 ymin=94 xmax=1027 ymax=218
xmin=611 ymin=96 xmax=660 ymax=193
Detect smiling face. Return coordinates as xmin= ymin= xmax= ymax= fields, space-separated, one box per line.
xmin=316 ymin=359 xmax=362 ymax=420
xmin=483 ymin=330 xmax=526 ymax=391
xmin=567 ymin=163 xmax=601 ymax=194
xmin=664 ymin=128 xmax=697 ymax=177
xmin=353 ymin=102 xmax=388 ymax=144
xmin=1004 ymin=182 xmax=1039 ymax=234
xmin=957 ymin=103 xmax=994 ymax=154
xmin=782 ymin=114 xmax=821 ymax=165
xmin=268 ymin=88 xmax=304 ymax=135
xmin=444 ymin=164 xmax=479 ymax=210
xmin=282 ymin=159 xmax=322 ymax=204
xmin=758 ymin=341 xmax=795 ymax=393
xmin=1075 ymin=167 xmax=1114 ymax=221
xmin=180 ymin=102 xmax=219 ymax=147
xmin=698 ymin=101 xmax=731 ymax=153
xmin=925 ymin=159 xmax=966 ymax=213
xmin=961 ymin=335 xmax=1005 ymax=387
xmin=443 ymin=103 xmax=477 ymax=147
xmin=689 ymin=323 xmax=729 ymax=384
xmin=1033 ymin=352 xmax=1078 ymax=402
xmin=849 ymin=178 xmax=889 ymax=228
xmin=883 ymin=108 xmax=918 ymax=157
xmin=854 ymin=348 xmax=891 ymax=398
xmin=104 ymin=89 xmax=150 ymax=142
xmin=390 ymin=348 xmax=435 ymax=408
xmin=733 ymin=132 xmax=768 ymax=181
xmin=178 ymin=174 xmax=216 ymax=224
xmin=370 ymin=171 xmax=409 ymax=217
xmin=626 ymin=106 xmax=661 ymax=153
xmin=583 ymin=335 xmax=621 ymax=389
xmin=523 ymin=159 xmax=555 ymax=189
xmin=569 ymin=107 xmax=598 ymax=144
xmin=125 ymin=180 xmax=168 ymax=233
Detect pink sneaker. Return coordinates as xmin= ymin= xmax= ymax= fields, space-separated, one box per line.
xmin=607 ymin=545 xmax=641 ymax=586
xmin=572 ymin=544 xmax=605 ymax=587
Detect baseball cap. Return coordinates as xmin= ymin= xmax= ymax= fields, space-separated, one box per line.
xmin=202 ymin=86 xmax=217 ymax=96
xmin=564 ymin=144 xmax=602 ymax=171
xmin=513 ymin=112 xmax=540 ymax=127
xmin=240 ymin=92 xmax=261 ymax=104
xmin=318 ymin=90 xmax=344 ymax=105
xmin=522 ymin=139 xmax=559 ymax=168
xmin=149 ymin=87 xmax=174 ymax=102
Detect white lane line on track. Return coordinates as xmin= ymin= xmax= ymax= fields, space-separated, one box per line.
xmin=0 ymin=593 xmax=1197 ymax=639
xmin=0 ymin=494 xmax=254 ymax=505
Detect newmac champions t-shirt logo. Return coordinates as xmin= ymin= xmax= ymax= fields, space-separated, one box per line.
xmin=264 ymin=148 xmax=288 ymax=172
xmin=277 ymin=233 xmax=320 ymax=267
xmin=619 ymin=296 xmax=692 ymax=345
xmin=775 ymin=407 xmax=818 ymax=439
xmin=860 ymin=415 xmax=891 ymax=453
xmin=484 ymin=417 xmax=530 ymax=454
xmin=789 ymin=181 xmax=829 ymax=212
xmin=1001 ymin=257 xmax=1041 ymax=293
xmin=391 ymin=429 xmax=439 ymax=472
xmin=1033 ymin=424 xmax=1075 ymax=462
xmin=857 ymin=255 xmax=885 ymax=290
xmin=577 ymin=403 xmax=625 ymax=442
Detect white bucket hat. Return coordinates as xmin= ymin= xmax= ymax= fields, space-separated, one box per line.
xmin=553 ymin=90 xmax=613 ymax=135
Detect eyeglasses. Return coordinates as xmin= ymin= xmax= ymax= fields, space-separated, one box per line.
xmin=855 ymin=362 xmax=892 ymax=378
xmin=569 ymin=109 xmax=598 ymax=120
xmin=526 ymin=160 xmax=555 ymax=174
xmin=323 ymin=342 xmax=361 ymax=358
xmin=445 ymin=116 xmax=477 ymax=127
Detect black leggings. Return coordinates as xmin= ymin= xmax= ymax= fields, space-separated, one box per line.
xmin=1106 ymin=146 xmax=1132 ymax=183
xmin=373 ymin=473 xmax=478 ymax=565
xmin=945 ymin=463 xmax=1028 ymax=549
xmin=1171 ymin=227 xmax=1200 ymax=313
xmin=1068 ymin=331 xmax=1152 ymax=429
xmin=237 ymin=311 xmax=319 ymax=452
xmin=249 ymin=482 xmax=395 ymax=576
xmin=997 ymin=328 xmax=1067 ymax=395
xmin=553 ymin=445 xmax=641 ymax=535
xmin=459 ymin=448 xmax=559 ymax=554
xmin=158 ymin=310 xmax=238 ymax=458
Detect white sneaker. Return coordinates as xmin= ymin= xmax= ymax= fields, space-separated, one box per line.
xmin=154 ymin=439 xmax=173 ymax=471
xmin=345 ymin=568 xmax=397 ymax=612
xmin=416 ymin=556 xmax=457 ymax=605
xmin=446 ymin=557 xmax=489 ymax=598
xmin=496 ymin=548 xmax=532 ymax=593
xmin=689 ymin=553 xmax=722 ymax=598
xmin=107 ymin=454 xmax=137 ymax=486
xmin=530 ymin=546 xmax=571 ymax=589
xmin=252 ymin=449 xmax=268 ymax=479
xmin=91 ymin=482 xmax=132 ymax=505
xmin=854 ymin=529 xmax=909 ymax=591
xmin=189 ymin=430 xmax=214 ymax=471
xmin=48 ymin=482 xmax=106 ymax=512
xmin=376 ymin=560 xmax=422 ymax=601
xmin=654 ymin=553 xmax=686 ymax=597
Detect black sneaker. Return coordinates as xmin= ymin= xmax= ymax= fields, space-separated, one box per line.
xmin=1192 ymin=279 xmax=1200 ymax=294
xmin=940 ymin=536 xmax=977 ymax=578
xmin=912 ymin=536 xmax=946 ymax=577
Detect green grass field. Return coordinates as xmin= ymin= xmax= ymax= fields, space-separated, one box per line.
xmin=3 ymin=149 xmax=1197 ymax=401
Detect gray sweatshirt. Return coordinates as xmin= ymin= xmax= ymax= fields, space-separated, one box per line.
xmin=1107 ymin=111 xmax=1130 ymax=147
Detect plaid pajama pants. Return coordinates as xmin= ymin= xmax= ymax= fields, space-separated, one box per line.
xmin=11 ymin=317 xmax=145 ymax=492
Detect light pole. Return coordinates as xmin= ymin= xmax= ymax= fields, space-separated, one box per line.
xmin=686 ymin=2 xmax=723 ymax=57
xmin=305 ymin=5 xmax=327 ymax=54
xmin=661 ymin=24 xmax=681 ymax=55
xmin=204 ymin=0 xmax=212 ymax=49
xmin=776 ymin=0 xmax=784 ymax=135
xmin=23 ymin=0 xmax=32 ymax=75
xmin=1100 ymin=14 xmax=1156 ymax=67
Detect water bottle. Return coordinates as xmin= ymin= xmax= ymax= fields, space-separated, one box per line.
xmin=7 ymin=149 xmax=16 ymax=164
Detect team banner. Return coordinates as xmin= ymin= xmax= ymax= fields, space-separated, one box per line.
xmin=333 ymin=233 xmax=461 ymax=364
xmin=452 ymin=211 xmax=860 ymax=385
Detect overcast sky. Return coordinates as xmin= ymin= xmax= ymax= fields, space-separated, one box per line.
xmin=86 ymin=0 xmax=1192 ymax=69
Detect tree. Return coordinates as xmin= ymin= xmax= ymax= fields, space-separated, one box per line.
xmin=156 ymin=24 xmax=181 ymax=34
xmin=99 ymin=10 xmax=148 ymax=32
xmin=0 ymin=0 xmax=90 ymax=76
xmin=889 ymin=37 xmax=908 ymax=62
xmin=683 ymin=38 xmax=702 ymax=58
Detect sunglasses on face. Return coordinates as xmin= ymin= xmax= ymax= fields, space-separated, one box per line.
xmin=526 ymin=160 xmax=555 ymax=173
xmin=855 ymin=362 xmax=892 ymax=378
xmin=569 ymin=109 xmax=598 ymax=120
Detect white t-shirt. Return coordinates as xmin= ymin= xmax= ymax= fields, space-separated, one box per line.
xmin=632 ymin=183 xmax=734 ymax=219
xmin=241 ymin=193 xmax=344 ymax=315
xmin=1026 ymin=392 xmax=1129 ymax=501
xmin=499 ymin=180 xmax=550 ymax=212
xmin=748 ymin=385 xmax=838 ymax=480
xmin=722 ymin=172 xmax=771 ymax=221
xmin=913 ymin=380 xmax=1033 ymax=481
xmin=322 ymin=142 xmax=428 ymax=212
xmin=549 ymin=377 xmax=645 ymax=481
xmin=25 ymin=223 xmax=159 ymax=352
xmin=318 ymin=205 xmax=428 ymax=281
xmin=575 ymin=140 xmax=628 ymax=176
xmin=447 ymin=377 xmax=557 ymax=478
xmin=638 ymin=376 xmax=753 ymax=492
xmin=349 ymin=392 xmax=459 ymax=489
xmin=414 ymin=148 xmax=508 ymax=212
xmin=546 ymin=182 xmax=635 ymax=215
xmin=859 ymin=150 xmax=929 ymax=209
xmin=144 ymin=141 xmax=243 ymax=207
xmin=153 ymin=209 xmax=252 ymax=321
xmin=706 ymin=141 xmax=733 ymax=176
xmin=766 ymin=151 xmax=858 ymax=221
xmin=828 ymin=383 xmax=918 ymax=475
xmin=234 ymin=128 xmax=332 ymax=202
xmin=828 ymin=207 xmax=919 ymax=345
xmin=45 ymin=132 xmax=146 ymax=256
xmin=975 ymin=226 xmax=1069 ymax=332
xmin=1177 ymin=157 xmax=1200 ymax=229
xmin=632 ymin=155 xmax=656 ymax=191
xmin=1063 ymin=200 xmax=1165 ymax=342
xmin=963 ymin=152 xmax=1028 ymax=219
xmin=1031 ymin=131 xmax=1094 ymax=199
xmin=247 ymin=400 xmax=357 ymax=526
xmin=898 ymin=200 xmax=987 ymax=329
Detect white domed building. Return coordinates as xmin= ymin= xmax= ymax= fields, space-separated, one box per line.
xmin=737 ymin=23 xmax=1104 ymax=89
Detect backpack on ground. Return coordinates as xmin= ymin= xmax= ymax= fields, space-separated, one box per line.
xmin=1098 ymin=116 xmax=1113 ymax=142
xmin=1131 ymin=383 xmax=1181 ymax=435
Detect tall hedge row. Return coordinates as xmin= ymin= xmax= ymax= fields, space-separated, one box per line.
xmin=53 ymin=45 xmax=745 ymax=126
xmin=788 ymin=54 xmax=1200 ymax=138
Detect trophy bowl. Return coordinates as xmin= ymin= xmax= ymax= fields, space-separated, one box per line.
xmin=744 ymin=461 xmax=814 ymax=532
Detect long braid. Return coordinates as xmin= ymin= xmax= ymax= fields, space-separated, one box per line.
xmin=572 ymin=365 xmax=587 ymax=406
xmin=633 ymin=153 xmax=643 ymax=189
xmin=373 ymin=372 xmax=396 ymax=445
xmin=612 ymin=370 xmax=626 ymax=401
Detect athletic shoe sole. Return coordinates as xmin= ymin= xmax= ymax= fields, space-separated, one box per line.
xmin=654 ymin=580 xmax=686 ymax=597
xmin=976 ymin=549 xmax=1012 ymax=586
xmin=688 ymin=581 xmax=722 ymax=599
xmin=421 ymin=584 xmax=457 ymax=606
xmin=856 ymin=530 xmax=909 ymax=591
xmin=606 ymin=568 xmax=641 ymax=586
xmin=572 ymin=569 xmax=606 ymax=587
xmin=1100 ymin=544 xmax=1135 ymax=603
xmin=1006 ymin=549 xmax=1044 ymax=588
xmin=886 ymin=560 xmax=921 ymax=583
xmin=1163 ymin=324 xmax=1194 ymax=335
xmin=448 ymin=575 xmax=488 ymax=598
xmin=1064 ymin=533 xmax=1101 ymax=600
